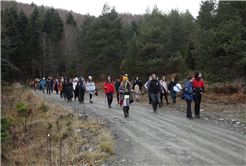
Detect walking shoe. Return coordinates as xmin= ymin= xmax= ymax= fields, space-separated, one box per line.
xmin=159 ymin=103 xmax=162 ymax=107
xmin=167 ymin=103 xmax=170 ymax=105
xmin=124 ymin=114 xmax=127 ymax=118
xmin=109 ymin=105 xmax=112 ymax=108
xmin=149 ymin=102 xmax=152 ymax=105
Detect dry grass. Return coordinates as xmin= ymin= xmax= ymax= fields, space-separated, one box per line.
xmin=1 ymin=86 xmax=114 ymax=166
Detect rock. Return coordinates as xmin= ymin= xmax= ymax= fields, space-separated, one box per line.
xmin=88 ymin=148 xmax=94 ymax=152
xmin=200 ymin=109 xmax=204 ymax=112
xmin=205 ymin=118 xmax=208 ymax=120
xmin=236 ymin=122 xmax=240 ymax=125
xmin=231 ymin=119 xmax=236 ymax=122
xmin=125 ymin=139 xmax=129 ymax=141
xmin=219 ymin=118 xmax=224 ymax=121
xmin=74 ymin=129 xmax=82 ymax=132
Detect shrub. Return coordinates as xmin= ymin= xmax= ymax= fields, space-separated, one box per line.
xmin=38 ymin=100 xmax=49 ymax=112
xmin=15 ymin=102 xmax=31 ymax=117
xmin=1 ymin=111 xmax=14 ymax=145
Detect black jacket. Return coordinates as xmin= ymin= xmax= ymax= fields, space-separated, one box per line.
xmin=115 ymin=79 xmax=120 ymax=92
xmin=133 ymin=78 xmax=142 ymax=91
xmin=168 ymin=81 xmax=177 ymax=91
xmin=147 ymin=79 xmax=163 ymax=94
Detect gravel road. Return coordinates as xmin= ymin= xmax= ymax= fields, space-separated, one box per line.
xmin=38 ymin=92 xmax=246 ymax=166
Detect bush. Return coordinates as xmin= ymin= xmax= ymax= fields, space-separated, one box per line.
xmin=38 ymin=100 xmax=49 ymax=112
xmin=1 ymin=111 xmax=14 ymax=145
xmin=15 ymin=102 xmax=31 ymax=117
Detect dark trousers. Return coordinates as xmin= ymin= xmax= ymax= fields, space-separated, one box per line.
xmin=194 ymin=94 xmax=202 ymax=116
xmin=116 ymin=92 xmax=120 ymax=102
xmin=60 ymin=91 xmax=63 ymax=98
xmin=123 ymin=106 xmax=129 ymax=115
xmin=51 ymin=85 xmax=53 ymax=92
xmin=106 ymin=93 xmax=113 ymax=105
xmin=150 ymin=93 xmax=159 ymax=111
xmin=186 ymin=99 xmax=192 ymax=117
xmin=89 ymin=94 xmax=92 ymax=99
xmin=56 ymin=90 xmax=58 ymax=94
xmin=160 ymin=92 xmax=169 ymax=104
xmin=149 ymin=95 xmax=152 ymax=104
xmin=74 ymin=90 xmax=76 ymax=100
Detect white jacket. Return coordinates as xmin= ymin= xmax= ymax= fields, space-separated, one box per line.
xmin=86 ymin=81 xmax=95 ymax=94
xmin=73 ymin=81 xmax=78 ymax=90
xmin=173 ymin=83 xmax=182 ymax=92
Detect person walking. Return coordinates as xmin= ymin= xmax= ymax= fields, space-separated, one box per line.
xmin=133 ymin=76 xmax=142 ymax=101
xmin=54 ymin=79 xmax=60 ymax=94
xmin=59 ymin=79 xmax=64 ymax=98
xmin=36 ymin=80 xmax=41 ymax=93
xmin=144 ymin=76 xmax=153 ymax=104
xmin=62 ymin=78 xmax=68 ymax=101
xmin=115 ymin=76 xmax=121 ymax=104
xmin=40 ymin=78 xmax=46 ymax=93
xmin=104 ymin=76 xmax=115 ymax=108
xmin=76 ymin=77 xmax=86 ymax=103
xmin=66 ymin=78 xmax=73 ymax=102
xmin=86 ymin=76 xmax=96 ymax=103
xmin=46 ymin=77 xmax=52 ymax=94
xmin=73 ymin=78 xmax=78 ymax=101
xmin=147 ymin=74 xmax=164 ymax=113
xmin=184 ymin=76 xmax=194 ymax=119
xmin=51 ymin=77 xmax=54 ymax=93
xmin=119 ymin=76 xmax=133 ymax=117
xmin=168 ymin=77 xmax=178 ymax=104
xmin=160 ymin=76 xmax=170 ymax=106
xmin=192 ymin=71 xmax=205 ymax=118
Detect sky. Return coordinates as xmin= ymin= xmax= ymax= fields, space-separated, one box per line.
xmin=17 ymin=0 xmax=202 ymax=18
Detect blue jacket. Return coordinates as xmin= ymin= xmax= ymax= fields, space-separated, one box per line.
xmin=37 ymin=83 xmax=41 ymax=89
xmin=184 ymin=80 xmax=193 ymax=100
xmin=41 ymin=80 xmax=46 ymax=87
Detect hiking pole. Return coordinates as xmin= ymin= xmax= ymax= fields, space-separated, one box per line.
xmin=105 ymin=93 xmax=106 ymax=107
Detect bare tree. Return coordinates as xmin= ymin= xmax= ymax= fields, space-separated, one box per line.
xmin=58 ymin=24 xmax=79 ymax=75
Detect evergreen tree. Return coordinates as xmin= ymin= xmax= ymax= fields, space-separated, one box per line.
xmin=80 ymin=3 xmax=125 ymax=78
xmin=194 ymin=1 xmax=246 ymax=83
xmin=66 ymin=12 xmax=77 ymax=27
xmin=0 ymin=110 xmax=12 ymax=145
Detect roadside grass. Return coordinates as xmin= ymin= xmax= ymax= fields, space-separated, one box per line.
xmin=1 ymin=86 xmax=114 ymax=165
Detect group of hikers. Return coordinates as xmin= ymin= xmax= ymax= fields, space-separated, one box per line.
xmin=27 ymin=71 xmax=205 ymax=118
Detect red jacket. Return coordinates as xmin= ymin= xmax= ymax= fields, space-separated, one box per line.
xmin=104 ymin=82 xmax=115 ymax=94
xmin=192 ymin=77 xmax=205 ymax=93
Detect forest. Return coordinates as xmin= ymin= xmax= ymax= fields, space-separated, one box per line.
xmin=1 ymin=1 xmax=246 ymax=91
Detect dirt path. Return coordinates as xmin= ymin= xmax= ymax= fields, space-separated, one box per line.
xmin=38 ymin=91 xmax=245 ymax=166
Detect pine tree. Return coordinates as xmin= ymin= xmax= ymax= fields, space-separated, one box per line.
xmin=194 ymin=1 xmax=246 ymax=83
xmin=66 ymin=12 xmax=77 ymax=27
xmin=0 ymin=110 xmax=12 ymax=145
xmin=80 ymin=3 xmax=125 ymax=78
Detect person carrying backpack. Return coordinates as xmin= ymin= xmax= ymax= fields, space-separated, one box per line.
xmin=192 ymin=71 xmax=205 ymax=118
xmin=184 ymin=76 xmax=194 ymax=119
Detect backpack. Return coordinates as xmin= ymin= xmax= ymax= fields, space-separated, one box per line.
xmin=180 ymin=89 xmax=186 ymax=100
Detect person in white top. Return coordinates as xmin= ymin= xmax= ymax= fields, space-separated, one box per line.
xmin=86 ymin=76 xmax=96 ymax=103
xmin=73 ymin=77 xmax=78 ymax=101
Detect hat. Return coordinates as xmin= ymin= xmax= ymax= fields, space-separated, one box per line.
xmin=123 ymin=76 xmax=128 ymax=82
xmin=125 ymin=74 xmax=128 ymax=77
xmin=43 ymin=78 xmax=45 ymax=80
xmin=89 ymin=76 xmax=92 ymax=79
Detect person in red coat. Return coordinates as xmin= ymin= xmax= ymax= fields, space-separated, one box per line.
xmin=104 ymin=76 xmax=115 ymax=108
xmin=192 ymin=71 xmax=205 ymax=118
